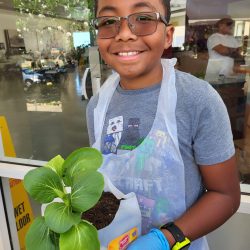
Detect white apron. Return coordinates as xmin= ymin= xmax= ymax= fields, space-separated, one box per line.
xmin=93 ymin=59 xmax=209 ymax=249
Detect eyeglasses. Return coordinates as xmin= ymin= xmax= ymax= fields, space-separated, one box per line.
xmin=93 ymin=12 xmax=169 ymax=39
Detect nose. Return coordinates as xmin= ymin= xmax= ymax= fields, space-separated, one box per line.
xmin=115 ymin=18 xmax=137 ymax=41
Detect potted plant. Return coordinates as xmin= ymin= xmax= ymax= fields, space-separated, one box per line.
xmin=24 ymin=147 xmax=141 ymax=250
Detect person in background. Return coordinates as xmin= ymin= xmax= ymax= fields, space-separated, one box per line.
xmin=87 ymin=1 xmax=241 ymax=249
xmin=206 ymin=17 xmax=243 ymax=80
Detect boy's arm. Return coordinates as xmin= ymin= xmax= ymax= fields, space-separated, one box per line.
xmin=162 ymin=155 xmax=240 ymax=247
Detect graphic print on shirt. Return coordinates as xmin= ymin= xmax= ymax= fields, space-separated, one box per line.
xmin=103 ymin=116 xmax=123 ymax=154
xmin=155 ymin=130 xmax=169 ymax=148
xmin=119 ymin=118 xmax=141 ymax=151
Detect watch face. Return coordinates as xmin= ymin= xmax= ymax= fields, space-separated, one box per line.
xmin=161 ymin=222 xmax=191 ymax=250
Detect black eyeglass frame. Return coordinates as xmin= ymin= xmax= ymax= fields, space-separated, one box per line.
xmin=93 ymin=12 xmax=169 ymax=39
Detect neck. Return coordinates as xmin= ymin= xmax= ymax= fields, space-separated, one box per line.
xmin=119 ymin=63 xmax=163 ymax=90
xmin=219 ymin=30 xmax=230 ymax=35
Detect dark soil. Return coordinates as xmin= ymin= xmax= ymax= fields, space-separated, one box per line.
xmin=81 ymin=192 xmax=121 ymax=230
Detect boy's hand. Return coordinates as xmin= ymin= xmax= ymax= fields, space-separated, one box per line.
xmin=127 ymin=228 xmax=170 ymax=250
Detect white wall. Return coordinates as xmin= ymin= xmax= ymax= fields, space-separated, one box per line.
xmin=171 ymin=12 xmax=186 ymax=47
xmin=207 ymin=212 xmax=250 ymax=249
xmin=228 ymin=0 xmax=250 ymax=19
xmin=0 ymin=10 xmax=18 ymax=50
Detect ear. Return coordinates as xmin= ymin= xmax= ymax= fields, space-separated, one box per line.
xmin=164 ymin=25 xmax=175 ymax=49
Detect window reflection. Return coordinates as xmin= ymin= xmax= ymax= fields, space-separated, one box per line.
xmin=175 ymin=0 xmax=250 ymax=184
xmin=0 ymin=1 xmax=92 ymax=160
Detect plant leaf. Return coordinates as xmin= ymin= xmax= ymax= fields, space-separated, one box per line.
xmin=62 ymin=147 xmax=103 ymax=186
xmin=44 ymin=202 xmax=81 ymax=233
xmin=59 ymin=221 xmax=100 ymax=250
xmin=71 ymin=171 xmax=104 ymax=213
xmin=49 ymin=231 xmax=60 ymax=248
xmin=26 ymin=216 xmax=58 ymax=250
xmin=45 ymin=155 xmax=65 ymax=177
xmin=24 ymin=167 xmax=65 ymax=203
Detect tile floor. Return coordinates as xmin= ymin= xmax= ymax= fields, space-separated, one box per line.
xmin=0 ymin=60 xmax=94 ymax=161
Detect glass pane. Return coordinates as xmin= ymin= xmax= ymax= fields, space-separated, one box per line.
xmin=176 ymin=0 xmax=250 ymax=184
xmin=0 ymin=1 xmax=95 ymax=161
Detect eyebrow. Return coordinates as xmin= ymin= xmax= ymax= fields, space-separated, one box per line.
xmin=98 ymin=6 xmax=116 ymax=15
xmin=98 ymin=1 xmax=156 ymax=16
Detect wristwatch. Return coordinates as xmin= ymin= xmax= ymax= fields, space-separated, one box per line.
xmin=161 ymin=222 xmax=191 ymax=250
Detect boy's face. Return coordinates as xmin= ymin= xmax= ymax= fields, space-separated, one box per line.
xmin=96 ymin=0 xmax=174 ymax=88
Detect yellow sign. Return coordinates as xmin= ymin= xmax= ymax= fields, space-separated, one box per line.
xmin=0 ymin=116 xmax=34 ymax=250
xmin=0 ymin=116 xmax=16 ymax=157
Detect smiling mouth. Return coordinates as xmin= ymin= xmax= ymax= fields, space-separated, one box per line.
xmin=115 ymin=51 xmax=142 ymax=57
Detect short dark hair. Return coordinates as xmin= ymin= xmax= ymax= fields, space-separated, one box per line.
xmin=94 ymin=0 xmax=171 ymax=22
xmin=161 ymin=0 xmax=171 ymax=23
xmin=215 ymin=17 xmax=234 ymax=28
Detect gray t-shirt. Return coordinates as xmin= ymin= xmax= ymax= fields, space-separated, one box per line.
xmin=86 ymin=70 xmax=235 ymax=208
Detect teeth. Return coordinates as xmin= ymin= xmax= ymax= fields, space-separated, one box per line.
xmin=118 ymin=51 xmax=139 ymax=56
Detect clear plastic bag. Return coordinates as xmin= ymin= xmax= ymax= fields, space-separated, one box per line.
xmin=99 ymin=174 xmax=141 ymax=249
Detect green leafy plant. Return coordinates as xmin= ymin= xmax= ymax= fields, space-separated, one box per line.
xmin=13 ymin=0 xmax=89 ymax=17
xmin=23 ymin=147 xmax=104 ymax=250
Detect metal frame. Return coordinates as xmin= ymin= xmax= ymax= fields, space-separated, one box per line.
xmin=0 ymin=158 xmax=44 ymax=250
xmin=0 ymin=179 xmax=12 ymax=250
xmin=0 ymin=157 xmax=249 ymax=249
xmin=2 ymin=177 xmax=20 ymax=250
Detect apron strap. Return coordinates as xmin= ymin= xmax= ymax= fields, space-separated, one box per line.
xmin=94 ymin=73 xmax=120 ymax=148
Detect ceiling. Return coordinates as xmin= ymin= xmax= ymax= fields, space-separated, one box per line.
xmin=171 ymin=0 xmax=187 ymax=11
xmin=1 ymin=0 xmax=249 ymax=21
xmin=0 ymin=0 xmax=188 ymax=13
xmin=0 ymin=0 xmax=88 ymax=21
xmin=186 ymin=0 xmax=250 ymax=20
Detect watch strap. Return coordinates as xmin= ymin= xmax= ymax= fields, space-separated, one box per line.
xmin=161 ymin=222 xmax=190 ymax=250
xmin=161 ymin=222 xmax=185 ymax=242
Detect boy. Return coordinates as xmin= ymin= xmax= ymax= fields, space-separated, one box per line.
xmin=86 ymin=0 xmax=241 ymax=249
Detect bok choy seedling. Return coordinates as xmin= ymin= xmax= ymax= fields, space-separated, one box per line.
xmin=23 ymin=147 xmax=104 ymax=250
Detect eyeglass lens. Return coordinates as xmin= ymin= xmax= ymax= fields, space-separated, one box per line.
xmin=96 ymin=12 xmax=159 ymax=39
